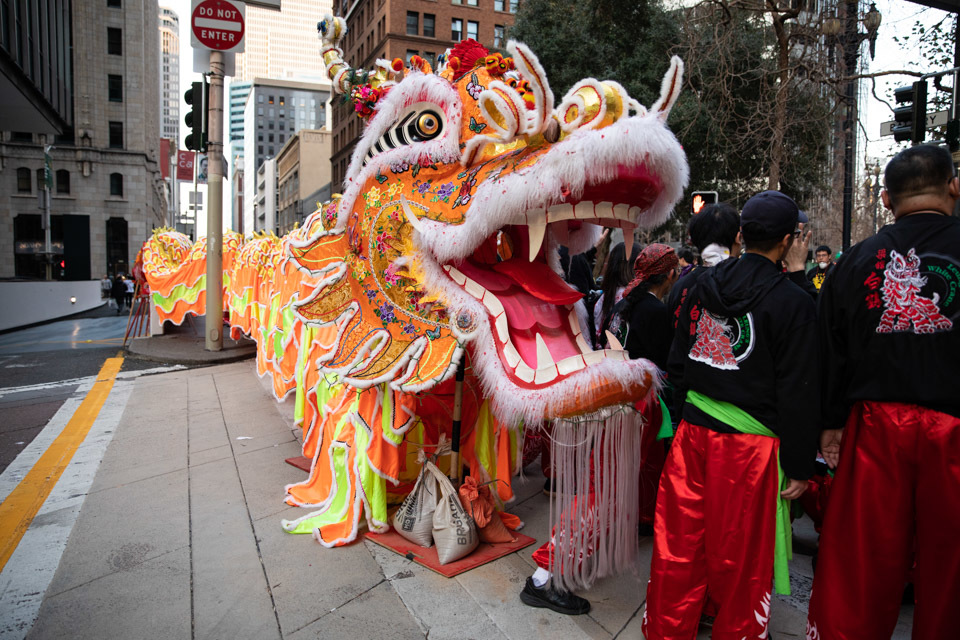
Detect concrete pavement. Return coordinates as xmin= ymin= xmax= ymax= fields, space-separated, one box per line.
xmin=9 ymin=360 xmax=914 ymax=639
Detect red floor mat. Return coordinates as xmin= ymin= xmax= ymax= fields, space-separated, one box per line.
xmin=285 ymin=456 xmax=312 ymax=472
xmin=364 ymin=528 xmax=537 ymax=578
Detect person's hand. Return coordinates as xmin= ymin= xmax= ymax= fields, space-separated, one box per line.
xmin=784 ymin=230 xmax=812 ymax=272
xmin=820 ymin=429 xmax=843 ymax=469
xmin=594 ymin=228 xmax=611 ymax=249
xmin=780 ymin=478 xmax=807 ymax=500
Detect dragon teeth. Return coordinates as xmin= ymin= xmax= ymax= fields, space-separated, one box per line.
xmin=528 ymin=215 xmax=547 ymax=261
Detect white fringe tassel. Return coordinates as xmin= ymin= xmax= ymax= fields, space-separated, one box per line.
xmin=546 ymin=405 xmax=645 ymax=593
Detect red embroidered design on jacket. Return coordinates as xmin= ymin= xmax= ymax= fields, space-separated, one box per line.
xmin=689 ymin=310 xmax=739 ymax=370
xmin=876 ymin=248 xmax=953 ymax=334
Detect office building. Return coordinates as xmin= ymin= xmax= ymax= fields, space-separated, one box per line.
xmin=159 ymin=6 xmax=180 ymax=143
xmin=276 ymin=129 xmax=332 ymax=234
xmin=0 ymin=0 xmax=73 ymax=135
xmin=235 ymin=0 xmax=334 ymax=83
xmin=329 ymin=0 xmax=517 ymax=188
xmin=242 ymin=77 xmax=331 ymax=233
xmin=0 ymin=0 xmax=165 ymax=280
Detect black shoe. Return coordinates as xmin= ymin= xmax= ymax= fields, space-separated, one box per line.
xmin=519 ymin=577 xmax=590 ymax=615
xmin=542 ymin=478 xmax=556 ymax=497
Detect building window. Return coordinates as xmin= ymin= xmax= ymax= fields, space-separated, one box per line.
xmin=56 ymin=170 xmax=70 ymax=194
xmin=258 ymin=94 xmax=264 ymax=103
xmin=268 ymin=95 xmax=274 ymax=104
xmin=110 ymin=173 xmax=123 ymax=196
xmin=10 ymin=132 xmax=32 ymax=142
xmin=406 ymin=11 xmax=418 ymax=36
xmin=467 ymin=20 xmax=478 ymax=40
xmin=467 ymin=0 xmax=478 ymax=5
xmin=268 ymin=146 xmax=274 ymax=155
xmin=424 ymin=14 xmax=435 ymax=38
xmin=108 ymin=74 xmax=123 ymax=102
xmin=108 ymin=122 xmax=123 ymax=148
xmin=268 ymin=134 xmax=274 ymax=142
xmin=36 ymin=169 xmax=45 ymax=191
xmin=258 ymin=145 xmax=264 ymax=155
xmin=279 ymin=96 xmax=285 ymax=106
xmin=107 ymin=28 xmax=122 ymax=55
xmin=258 ymin=133 xmax=263 ymax=141
xmin=258 ymin=106 xmax=264 ymax=115
xmin=451 ymin=18 xmax=463 ymax=41
xmin=17 ymin=168 xmax=31 ymax=193
xmin=510 ymin=0 xmax=519 ymax=12
xmin=494 ymin=25 xmax=505 ymax=48
xmin=495 ymin=0 xmax=504 ymax=10
xmin=406 ymin=50 xmax=418 ymax=63
xmin=107 ymin=0 xmax=121 ymax=7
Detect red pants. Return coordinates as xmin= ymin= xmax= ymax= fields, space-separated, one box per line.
xmin=807 ymin=401 xmax=960 ymax=640
xmin=638 ymin=398 xmax=667 ymax=525
xmin=643 ymin=420 xmax=779 ymax=640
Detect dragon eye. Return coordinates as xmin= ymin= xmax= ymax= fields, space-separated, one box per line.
xmin=410 ymin=111 xmax=442 ymax=141
xmin=362 ymin=102 xmax=447 ymax=168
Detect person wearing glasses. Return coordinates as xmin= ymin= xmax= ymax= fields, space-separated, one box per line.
xmin=808 ymin=144 xmax=960 ymax=639
xmin=643 ymin=190 xmax=819 ymax=639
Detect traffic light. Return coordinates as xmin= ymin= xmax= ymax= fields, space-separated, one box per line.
xmin=691 ymin=191 xmax=718 ymax=215
xmin=892 ymin=80 xmax=927 ymax=144
xmin=184 ymin=80 xmax=208 ymax=151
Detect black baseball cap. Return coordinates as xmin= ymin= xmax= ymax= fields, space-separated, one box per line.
xmin=740 ymin=191 xmax=799 ymax=241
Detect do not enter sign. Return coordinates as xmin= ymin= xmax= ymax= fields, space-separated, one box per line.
xmin=191 ymin=0 xmax=245 ymax=52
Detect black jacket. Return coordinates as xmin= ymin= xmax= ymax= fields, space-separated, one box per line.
xmin=668 ymin=253 xmax=820 ymax=479
xmin=819 ymin=212 xmax=960 ymax=429
xmin=611 ymin=289 xmax=672 ymax=370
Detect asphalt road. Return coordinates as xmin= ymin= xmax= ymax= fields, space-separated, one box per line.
xmin=0 ymin=304 xmax=188 ymax=474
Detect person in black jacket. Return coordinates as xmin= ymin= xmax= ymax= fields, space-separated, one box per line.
xmin=643 ymin=191 xmax=819 ymax=640
xmin=605 ymin=244 xmax=678 ymax=531
xmin=805 ymin=245 xmax=834 ymax=290
xmin=807 ymin=145 xmax=960 ymax=640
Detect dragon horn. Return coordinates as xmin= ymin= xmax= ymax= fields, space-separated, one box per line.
xmin=318 ymin=14 xmax=351 ymax=94
xmin=651 ymin=56 xmax=684 ymax=121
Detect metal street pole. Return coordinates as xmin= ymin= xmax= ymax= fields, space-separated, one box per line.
xmin=43 ymin=144 xmax=53 ymax=280
xmin=205 ymin=50 xmax=225 ymax=351
xmin=841 ymin=0 xmax=858 ymax=252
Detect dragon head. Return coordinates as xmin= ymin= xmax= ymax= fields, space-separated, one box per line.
xmin=290 ymin=16 xmax=689 ymax=425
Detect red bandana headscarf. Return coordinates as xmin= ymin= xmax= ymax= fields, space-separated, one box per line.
xmin=624 ymin=243 xmax=678 ymax=295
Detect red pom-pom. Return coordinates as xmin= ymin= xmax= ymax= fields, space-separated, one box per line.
xmin=391 ymin=58 xmax=404 ymax=72
xmin=449 ymin=39 xmax=489 ymax=81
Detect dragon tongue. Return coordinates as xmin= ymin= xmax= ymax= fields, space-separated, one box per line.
xmin=492 ymin=257 xmax=583 ymax=305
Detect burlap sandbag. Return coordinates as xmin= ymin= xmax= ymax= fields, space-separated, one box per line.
xmin=392 ymin=462 xmax=438 ymax=547
xmin=428 ymin=463 xmax=478 ymax=564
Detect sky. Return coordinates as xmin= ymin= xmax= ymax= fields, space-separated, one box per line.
xmin=861 ymin=1 xmax=955 ymax=165
xmin=164 ymin=0 xmax=955 ymax=181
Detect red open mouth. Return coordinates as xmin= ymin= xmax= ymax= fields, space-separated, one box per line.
xmin=442 ymin=163 xmax=663 ymax=387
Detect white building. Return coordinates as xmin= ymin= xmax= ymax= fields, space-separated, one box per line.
xmin=235 ymin=0 xmax=334 ymax=83
xmin=159 ymin=6 xmax=180 ymax=143
xmin=255 ymin=158 xmax=278 ymax=235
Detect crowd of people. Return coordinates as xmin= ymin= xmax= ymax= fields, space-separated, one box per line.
xmin=100 ymin=273 xmax=137 ymax=313
xmin=518 ymin=144 xmax=960 ymax=640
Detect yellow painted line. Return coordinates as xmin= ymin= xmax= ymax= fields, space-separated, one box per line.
xmin=0 ymin=356 xmax=123 ymax=571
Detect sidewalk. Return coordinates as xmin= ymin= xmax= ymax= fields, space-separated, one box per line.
xmin=124 ymin=317 xmax=256 ymax=365
xmin=23 ymin=361 xmax=912 ymax=639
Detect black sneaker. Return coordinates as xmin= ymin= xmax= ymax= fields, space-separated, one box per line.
xmin=519 ymin=577 xmax=591 ymax=615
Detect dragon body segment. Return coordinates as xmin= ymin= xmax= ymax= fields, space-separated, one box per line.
xmin=140 ymin=18 xmax=688 ymax=559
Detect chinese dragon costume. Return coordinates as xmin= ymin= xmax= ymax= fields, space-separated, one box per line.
xmin=139 ymin=15 xmax=688 ymax=592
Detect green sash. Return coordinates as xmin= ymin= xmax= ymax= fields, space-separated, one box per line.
xmin=687 ymin=390 xmax=792 ymax=596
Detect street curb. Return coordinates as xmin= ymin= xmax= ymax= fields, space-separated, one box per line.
xmin=123 ymin=337 xmax=257 ymax=366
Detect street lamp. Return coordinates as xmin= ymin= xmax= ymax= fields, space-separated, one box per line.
xmin=872 ymin=160 xmax=882 ymax=234
xmin=823 ymin=1 xmax=882 ymax=252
